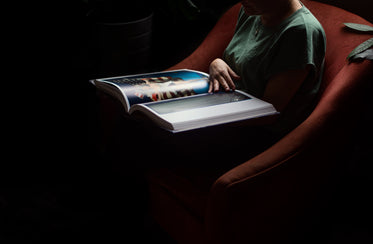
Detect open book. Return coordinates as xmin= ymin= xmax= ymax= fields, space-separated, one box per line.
xmin=91 ymin=69 xmax=278 ymax=132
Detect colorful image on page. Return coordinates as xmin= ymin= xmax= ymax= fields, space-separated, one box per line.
xmin=108 ymin=70 xmax=210 ymax=107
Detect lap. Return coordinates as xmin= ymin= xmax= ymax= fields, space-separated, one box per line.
xmin=105 ymin=115 xmax=280 ymax=173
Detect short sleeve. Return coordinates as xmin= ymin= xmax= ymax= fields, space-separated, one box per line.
xmin=267 ymin=25 xmax=318 ymax=79
xmin=264 ymin=21 xmax=326 ymax=135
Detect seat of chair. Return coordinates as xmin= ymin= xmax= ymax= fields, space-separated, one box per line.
xmin=148 ymin=167 xmax=220 ymax=244
xmin=148 ymin=167 xmax=217 ymax=220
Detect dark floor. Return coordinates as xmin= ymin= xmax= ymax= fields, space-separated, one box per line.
xmin=0 ymin=183 xmax=176 ymax=243
xmin=1 ymin=144 xmax=372 ymax=243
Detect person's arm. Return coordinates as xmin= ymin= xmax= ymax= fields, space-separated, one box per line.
xmin=208 ymin=58 xmax=311 ymax=112
xmin=263 ymin=65 xmax=311 ymax=112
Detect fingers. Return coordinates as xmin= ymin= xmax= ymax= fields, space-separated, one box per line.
xmin=208 ymin=73 xmax=237 ymax=92
xmin=208 ymin=78 xmax=222 ymax=93
xmin=228 ymin=66 xmax=241 ymax=82
xmin=208 ymin=58 xmax=241 ymax=93
xmin=222 ymin=71 xmax=236 ymax=91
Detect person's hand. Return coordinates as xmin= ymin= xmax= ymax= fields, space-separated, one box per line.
xmin=208 ymin=58 xmax=241 ymax=92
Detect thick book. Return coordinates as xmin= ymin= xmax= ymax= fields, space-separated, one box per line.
xmin=91 ymin=69 xmax=278 ymax=133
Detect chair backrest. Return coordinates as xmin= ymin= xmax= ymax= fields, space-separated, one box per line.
xmin=304 ymin=0 xmax=372 ymax=90
xmin=313 ymin=0 xmax=373 ymax=23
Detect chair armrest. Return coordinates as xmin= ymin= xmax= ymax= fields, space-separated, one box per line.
xmin=205 ymin=123 xmax=347 ymax=243
xmin=166 ymin=4 xmax=241 ymax=72
xmin=204 ymin=60 xmax=373 ymax=244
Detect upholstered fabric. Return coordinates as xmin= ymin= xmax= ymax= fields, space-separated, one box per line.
xmin=148 ymin=1 xmax=373 ymax=243
xmin=306 ymin=1 xmax=373 ymax=89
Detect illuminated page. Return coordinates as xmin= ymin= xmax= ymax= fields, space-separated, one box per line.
xmin=99 ymin=69 xmax=209 ymax=108
xmin=135 ymin=90 xmax=278 ymax=132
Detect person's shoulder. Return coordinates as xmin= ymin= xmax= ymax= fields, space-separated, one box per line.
xmin=296 ymin=7 xmax=324 ymax=32
xmin=235 ymin=7 xmax=260 ymax=30
xmin=237 ymin=6 xmax=259 ymax=22
xmin=282 ymin=7 xmax=325 ymax=40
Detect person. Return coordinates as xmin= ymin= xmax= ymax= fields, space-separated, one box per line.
xmin=209 ymin=0 xmax=326 ymax=137
xmin=143 ymin=0 xmax=326 ymax=169
xmin=107 ymin=0 xmax=326 ymax=168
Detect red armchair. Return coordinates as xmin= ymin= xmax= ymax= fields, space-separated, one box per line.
xmin=147 ymin=1 xmax=373 ymax=243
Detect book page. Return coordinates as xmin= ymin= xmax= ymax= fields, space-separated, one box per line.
xmin=131 ymin=90 xmax=278 ymax=132
xmin=146 ymin=91 xmax=251 ymax=114
xmin=101 ymin=70 xmax=209 ymax=108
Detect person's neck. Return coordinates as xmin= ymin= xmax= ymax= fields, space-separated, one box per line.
xmin=261 ymin=0 xmax=302 ymax=27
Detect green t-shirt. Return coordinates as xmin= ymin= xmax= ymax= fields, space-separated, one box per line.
xmin=223 ymin=5 xmax=326 ymax=135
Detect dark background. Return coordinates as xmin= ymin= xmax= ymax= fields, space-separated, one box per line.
xmin=1 ymin=0 xmax=237 ymax=243
xmin=2 ymin=0 xmax=372 ymax=243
